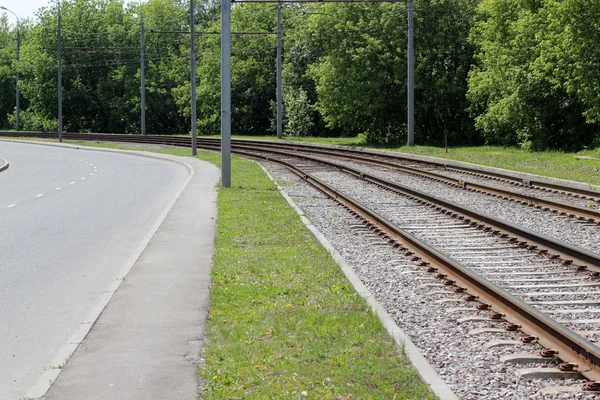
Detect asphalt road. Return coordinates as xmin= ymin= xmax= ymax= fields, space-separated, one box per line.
xmin=0 ymin=141 xmax=188 ymax=399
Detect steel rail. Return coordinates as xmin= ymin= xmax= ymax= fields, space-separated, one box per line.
xmin=228 ymin=138 xmax=600 ymax=201
xmin=232 ymin=148 xmax=600 ymax=383
xmin=226 ymin=141 xmax=600 ymax=223
xmin=208 ymin=143 xmax=600 ymax=271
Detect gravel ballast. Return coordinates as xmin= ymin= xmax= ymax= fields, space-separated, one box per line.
xmin=262 ymin=162 xmax=600 ymax=399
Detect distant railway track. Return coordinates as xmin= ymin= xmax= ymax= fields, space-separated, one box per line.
xmin=3 ymin=131 xmax=598 ymax=222
xmin=4 ymin=131 xmax=600 ymax=391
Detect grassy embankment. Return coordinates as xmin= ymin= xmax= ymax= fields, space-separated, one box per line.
xmin=2 ymin=138 xmax=433 ymax=398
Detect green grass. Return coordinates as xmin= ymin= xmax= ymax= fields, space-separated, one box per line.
xmin=200 ymin=157 xmax=432 ymax=399
xmin=2 ymin=137 xmax=434 ymax=399
xmin=382 ymin=145 xmax=600 ymax=187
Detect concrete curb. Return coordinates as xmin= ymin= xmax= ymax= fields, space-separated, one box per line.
xmin=258 ymin=163 xmax=458 ymax=400
xmin=3 ymin=140 xmax=200 ymax=399
xmin=246 ymin=138 xmax=600 ymax=193
xmin=0 ymin=157 xmax=8 ymax=173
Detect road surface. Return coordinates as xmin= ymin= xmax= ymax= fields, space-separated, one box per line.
xmin=0 ymin=141 xmax=188 ymax=399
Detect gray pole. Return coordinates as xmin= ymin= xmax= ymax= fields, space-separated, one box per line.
xmin=15 ymin=28 xmax=19 ymax=131
xmin=276 ymin=3 xmax=282 ymax=139
xmin=407 ymin=0 xmax=414 ymax=146
xmin=58 ymin=0 xmax=63 ymax=142
xmin=1 ymin=7 xmax=20 ymax=131
xmin=221 ymin=0 xmax=231 ymax=187
xmin=190 ymin=0 xmax=197 ymax=156
xmin=140 ymin=13 xmax=146 ymax=135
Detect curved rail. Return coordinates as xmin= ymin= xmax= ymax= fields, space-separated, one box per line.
xmin=234 ymin=148 xmax=600 ymax=383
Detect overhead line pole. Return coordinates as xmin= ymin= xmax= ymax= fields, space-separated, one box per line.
xmin=57 ymin=0 xmax=63 ymax=142
xmin=191 ymin=0 xmax=197 ymax=156
xmin=276 ymin=2 xmax=282 ymax=139
xmin=407 ymin=0 xmax=414 ymax=146
xmin=221 ymin=0 xmax=231 ymax=187
xmin=220 ymin=0 xmax=407 ymax=186
xmin=140 ymin=12 xmax=146 ymax=135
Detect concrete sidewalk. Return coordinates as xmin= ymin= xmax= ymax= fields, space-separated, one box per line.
xmin=42 ymin=156 xmax=220 ymax=399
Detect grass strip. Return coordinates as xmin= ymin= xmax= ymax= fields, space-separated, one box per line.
xmin=3 ymin=138 xmax=434 ymax=399
xmin=199 ymin=157 xmax=433 ymax=399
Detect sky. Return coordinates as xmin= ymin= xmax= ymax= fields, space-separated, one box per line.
xmin=0 ymin=0 xmax=138 ymax=23
xmin=0 ymin=0 xmax=52 ymax=22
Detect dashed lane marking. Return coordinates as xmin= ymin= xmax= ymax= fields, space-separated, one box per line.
xmin=7 ymin=204 xmax=16 ymax=208
xmin=55 ymin=187 xmax=62 ymax=190
xmin=36 ymin=194 xmax=44 ymax=198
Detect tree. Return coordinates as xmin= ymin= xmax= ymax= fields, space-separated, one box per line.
xmin=290 ymin=0 xmax=479 ymax=145
xmin=467 ymin=0 xmax=598 ymax=150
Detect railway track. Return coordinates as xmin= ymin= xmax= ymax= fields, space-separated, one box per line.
xmin=3 ymin=131 xmax=600 ymax=394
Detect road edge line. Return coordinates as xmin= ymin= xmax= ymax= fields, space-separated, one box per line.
xmin=23 ymin=142 xmax=197 ymax=399
xmin=258 ymin=163 xmax=458 ymax=400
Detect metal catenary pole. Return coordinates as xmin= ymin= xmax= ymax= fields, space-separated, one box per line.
xmin=140 ymin=12 xmax=146 ymax=135
xmin=407 ymin=0 xmax=414 ymax=146
xmin=221 ymin=0 xmax=409 ymax=185
xmin=1 ymin=7 xmax=20 ymax=131
xmin=15 ymin=23 xmax=19 ymax=131
xmin=58 ymin=0 xmax=63 ymax=142
xmin=221 ymin=0 xmax=231 ymax=187
xmin=276 ymin=2 xmax=282 ymax=139
xmin=191 ymin=0 xmax=197 ymax=156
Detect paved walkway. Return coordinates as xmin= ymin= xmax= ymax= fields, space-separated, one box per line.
xmin=42 ymin=155 xmax=220 ymax=399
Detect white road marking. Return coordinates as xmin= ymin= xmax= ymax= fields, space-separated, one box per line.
xmin=81 ymin=177 xmax=86 ymax=180
xmin=55 ymin=187 xmax=62 ymax=190
xmin=36 ymin=194 xmax=44 ymax=198
xmin=70 ymin=182 xmax=75 ymax=185
xmin=90 ymin=173 xmax=94 ymax=176
xmin=7 ymin=204 xmax=16 ymax=208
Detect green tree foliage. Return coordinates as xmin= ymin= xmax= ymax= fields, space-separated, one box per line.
xmin=17 ymin=0 xmax=192 ymax=134
xmin=0 ymin=15 xmax=23 ymax=129
xmin=286 ymin=0 xmax=479 ymax=145
xmin=185 ymin=3 xmax=277 ymax=135
xmin=468 ymin=0 xmax=599 ymax=150
xmin=0 ymin=16 xmax=15 ymax=129
xmin=5 ymin=0 xmax=600 ymax=150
